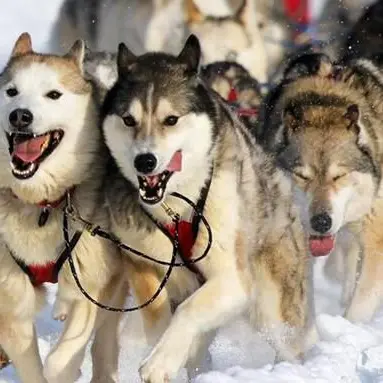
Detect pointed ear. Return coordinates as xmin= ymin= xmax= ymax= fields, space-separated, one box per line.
xmin=117 ymin=43 xmax=137 ymax=77
xmin=345 ymin=104 xmax=380 ymax=176
xmin=184 ymin=0 xmax=204 ymax=25
xmin=65 ymin=39 xmax=86 ymax=72
xmin=236 ymin=0 xmax=257 ymax=31
xmin=11 ymin=32 xmax=33 ymax=58
xmin=178 ymin=34 xmax=201 ymax=75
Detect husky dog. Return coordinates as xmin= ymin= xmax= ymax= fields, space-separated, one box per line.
xmin=184 ymin=0 xmax=269 ymax=81
xmin=0 ymin=33 xmax=126 ymax=383
xmin=260 ymin=52 xmax=383 ymax=322
xmin=102 ymin=34 xmax=316 ymax=382
xmin=50 ymin=0 xmax=269 ymax=82
xmin=201 ymin=60 xmax=262 ymax=133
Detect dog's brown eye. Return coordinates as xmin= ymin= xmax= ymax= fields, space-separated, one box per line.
xmin=6 ymin=87 xmax=18 ymax=97
xmin=163 ymin=115 xmax=178 ymax=126
xmin=123 ymin=114 xmax=137 ymax=127
xmin=333 ymin=174 xmax=347 ymax=182
xmin=46 ymin=90 xmax=62 ymax=100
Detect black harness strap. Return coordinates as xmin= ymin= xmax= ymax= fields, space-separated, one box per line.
xmin=11 ymin=230 xmax=83 ymax=286
xmin=143 ymin=166 xmax=214 ymax=284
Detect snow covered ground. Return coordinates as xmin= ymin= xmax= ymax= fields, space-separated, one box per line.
xmin=1 ymin=0 xmax=383 ymax=382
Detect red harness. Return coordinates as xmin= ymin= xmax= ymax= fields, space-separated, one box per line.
xmin=27 ymin=262 xmax=59 ymax=286
xmin=11 ymin=190 xmax=71 ymax=286
xmin=227 ymin=87 xmax=259 ymax=118
xmin=164 ymin=221 xmax=195 ymax=259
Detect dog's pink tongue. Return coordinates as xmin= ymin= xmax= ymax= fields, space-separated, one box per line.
xmin=309 ymin=235 xmax=335 ymax=257
xmin=12 ymin=135 xmax=48 ymax=163
xmin=166 ymin=151 xmax=182 ymax=172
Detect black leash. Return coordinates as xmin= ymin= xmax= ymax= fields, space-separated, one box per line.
xmin=63 ymin=192 xmax=213 ymax=312
xmin=63 ymin=209 xmax=179 ymax=312
xmin=65 ymin=193 xmax=213 ymax=268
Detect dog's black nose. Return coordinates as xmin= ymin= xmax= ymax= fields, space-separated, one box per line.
xmin=9 ymin=108 xmax=33 ymax=129
xmin=310 ymin=213 xmax=332 ymax=234
xmin=134 ymin=153 xmax=157 ymax=174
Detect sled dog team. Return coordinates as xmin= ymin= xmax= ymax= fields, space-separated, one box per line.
xmin=1 ymin=2 xmax=383 ymax=383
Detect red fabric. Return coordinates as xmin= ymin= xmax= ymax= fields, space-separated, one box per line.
xmin=165 ymin=220 xmax=195 ymax=259
xmin=37 ymin=187 xmax=74 ymax=208
xmin=227 ymin=87 xmax=238 ymax=103
xmin=28 ymin=262 xmax=58 ymax=286
xmin=283 ymin=0 xmax=310 ymax=25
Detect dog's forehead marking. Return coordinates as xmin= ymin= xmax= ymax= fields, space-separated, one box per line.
xmin=7 ymin=56 xmax=90 ymax=94
xmin=7 ymin=62 xmax=61 ymax=92
xmin=129 ymin=98 xmax=143 ymax=122
xmin=146 ymin=83 xmax=154 ymax=135
xmin=156 ymin=98 xmax=177 ymax=121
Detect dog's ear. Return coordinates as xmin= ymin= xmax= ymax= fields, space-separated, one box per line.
xmin=345 ymin=104 xmax=380 ymax=177
xmin=284 ymin=53 xmax=333 ymax=81
xmin=11 ymin=32 xmax=33 ymax=58
xmin=178 ymin=34 xmax=201 ymax=75
xmin=236 ymin=0 xmax=258 ymax=32
xmin=117 ymin=43 xmax=137 ymax=77
xmin=184 ymin=0 xmax=204 ymax=24
xmin=66 ymin=39 xmax=86 ymax=72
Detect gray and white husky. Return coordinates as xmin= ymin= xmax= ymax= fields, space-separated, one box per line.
xmin=101 ymin=34 xmax=317 ymax=382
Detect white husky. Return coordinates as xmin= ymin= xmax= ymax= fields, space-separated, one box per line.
xmin=0 ymin=33 xmax=126 ymax=383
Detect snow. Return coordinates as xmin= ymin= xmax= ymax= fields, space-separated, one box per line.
xmin=1 ymin=1 xmax=383 ymax=382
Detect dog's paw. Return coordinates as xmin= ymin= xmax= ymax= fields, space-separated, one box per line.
xmin=52 ymin=299 xmax=70 ymax=321
xmin=139 ymin=338 xmax=187 ymax=383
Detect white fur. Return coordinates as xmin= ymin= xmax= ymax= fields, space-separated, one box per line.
xmin=0 ymin=63 xmax=97 ymax=204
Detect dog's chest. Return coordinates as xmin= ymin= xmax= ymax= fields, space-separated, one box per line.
xmin=0 ymin=201 xmax=64 ymax=265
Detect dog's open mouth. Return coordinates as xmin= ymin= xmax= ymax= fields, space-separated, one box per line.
xmin=7 ymin=130 xmax=64 ymax=180
xmin=137 ymin=150 xmax=182 ymax=205
xmin=309 ymin=235 xmax=336 ymax=257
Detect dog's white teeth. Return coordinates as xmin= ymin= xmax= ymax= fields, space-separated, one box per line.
xmin=161 ymin=174 xmax=166 ymax=181
xmin=139 ymin=188 xmax=146 ymax=197
xmin=12 ymin=162 xmax=36 ymax=176
xmin=143 ymin=181 xmax=148 ymax=187
xmin=157 ymin=188 xmax=163 ymax=198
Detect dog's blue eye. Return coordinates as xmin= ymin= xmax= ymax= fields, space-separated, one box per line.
xmin=6 ymin=88 xmax=18 ymax=97
xmin=122 ymin=114 xmax=137 ymax=127
xmin=46 ymin=90 xmax=62 ymax=100
xmin=163 ymin=116 xmax=178 ymax=126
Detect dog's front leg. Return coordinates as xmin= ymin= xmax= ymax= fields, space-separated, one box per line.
xmin=44 ymin=299 xmax=98 ymax=383
xmin=139 ymin=272 xmax=248 ymax=383
xmin=1 ymin=317 xmax=46 ymax=383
